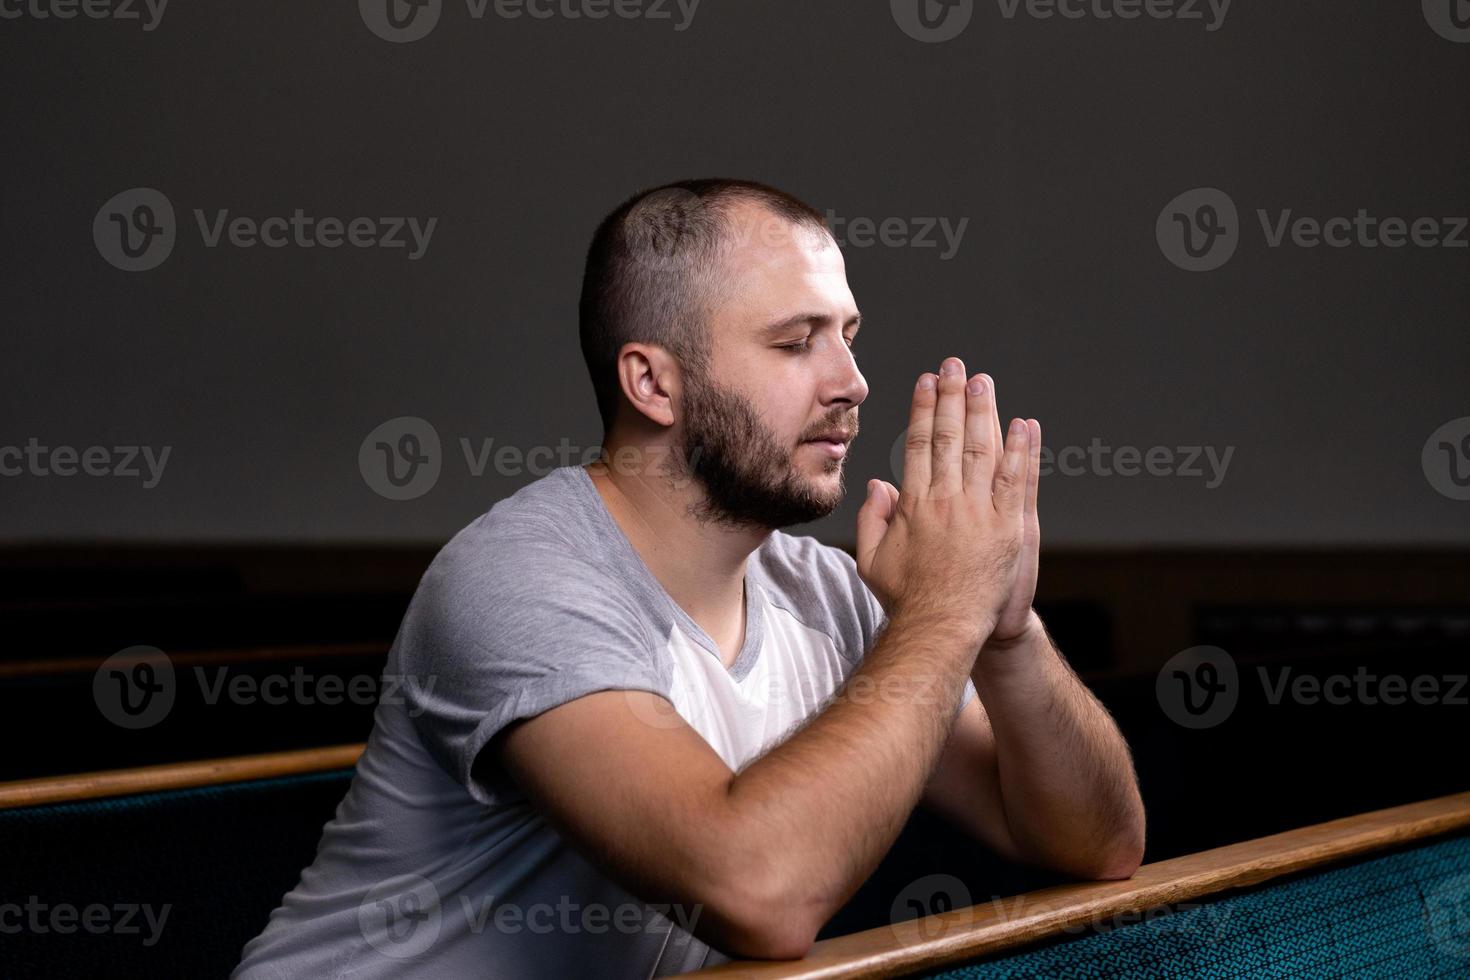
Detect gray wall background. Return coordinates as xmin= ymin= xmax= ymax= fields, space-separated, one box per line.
xmin=2 ymin=0 xmax=1467 ymax=546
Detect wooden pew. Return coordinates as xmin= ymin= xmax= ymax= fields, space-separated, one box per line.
xmin=0 ymin=742 xmax=365 ymax=810
xmin=0 ymin=743 xmax=367 ymax=976
xmin=4 ymin=747 xmax=1466 ymax=977
xmin=690 ymin=790 xmax=1470 ymax=977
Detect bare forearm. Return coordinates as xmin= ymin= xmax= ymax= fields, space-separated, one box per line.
xmin=725 ymin=608 xmax=980 ymax=934
xmin=973 ymin=616 xmax=1145 ymax=878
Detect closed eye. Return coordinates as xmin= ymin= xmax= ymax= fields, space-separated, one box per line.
xmin=780 ymin=336 xmax=857 ymax=354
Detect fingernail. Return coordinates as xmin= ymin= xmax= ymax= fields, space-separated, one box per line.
xmin=1010 ymin=419 xmax=1024 ymax=435
xmin=919 ymin=375 xmax=936 ymax=391
xmin=967 ymin=377 xmax=984 ymax=395
xmin=941 ymin=359 xmax=961 ymax=376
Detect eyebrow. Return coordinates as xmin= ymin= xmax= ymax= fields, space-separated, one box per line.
xmin=758 ymin=311 xmax=863 ymax=336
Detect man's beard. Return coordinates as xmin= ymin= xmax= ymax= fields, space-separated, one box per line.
xmin=669 ymin=366 xmax=849 ymax=531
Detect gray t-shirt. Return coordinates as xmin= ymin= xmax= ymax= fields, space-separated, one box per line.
xmin=233 ymin=464 xmax=975 ymax=978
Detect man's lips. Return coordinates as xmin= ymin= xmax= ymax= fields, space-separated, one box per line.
xmin=805 ymin=437 xmax=850 ymax=458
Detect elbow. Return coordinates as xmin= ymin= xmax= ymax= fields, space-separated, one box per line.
xmin=721 ymin=913 xmax=817 ymax=962
xmin=1087 ymin=846 xmax=1144 ymax=881
xmin=706 ymin=856 xmax=823 ymax=960
xmin=1080 ymin=791 xmax=1147 ymax=881
xmin=1080 ymin=825 xmax=1146 ymax=881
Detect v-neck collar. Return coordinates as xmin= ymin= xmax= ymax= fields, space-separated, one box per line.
xmin=568 ymin=465 xmax=766 ymax=682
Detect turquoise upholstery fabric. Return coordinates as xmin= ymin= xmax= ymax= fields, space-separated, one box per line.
xmin=921 ymin=834 xmax=1470 ymax=978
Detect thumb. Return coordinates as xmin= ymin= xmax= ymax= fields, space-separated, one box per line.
xmin=855 ymin=478 xmax=895 ymax=572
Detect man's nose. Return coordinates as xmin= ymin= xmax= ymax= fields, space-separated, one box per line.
xmin=826 ymin=348 xmax=868 ymax=408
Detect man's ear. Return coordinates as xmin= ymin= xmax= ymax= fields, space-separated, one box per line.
xmin=616 ymin=342 xmax=678 ymax=429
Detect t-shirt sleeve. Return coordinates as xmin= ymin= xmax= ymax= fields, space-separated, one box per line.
xmin=829 ymin=544 xmax=978 ymax=717
xmin=395 ymin=536 xmax=672 ymax=807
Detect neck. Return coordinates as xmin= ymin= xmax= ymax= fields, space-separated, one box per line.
xmin=583 ymin=442 xmax=769 ymax=629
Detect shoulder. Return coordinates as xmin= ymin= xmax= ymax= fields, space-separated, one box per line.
xmin=400 ymin=469 xmax=657 ymax=660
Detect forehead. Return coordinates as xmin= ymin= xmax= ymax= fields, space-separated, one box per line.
xmin=710 ymin=200 xmax=852 ymax=325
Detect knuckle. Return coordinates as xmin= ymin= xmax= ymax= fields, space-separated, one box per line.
xmin=930 ymin=429 xmax=959 ymax=452
xmin=962 ymin=445 xmax=991 ymax=462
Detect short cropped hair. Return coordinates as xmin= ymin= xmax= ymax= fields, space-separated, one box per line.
xmin=578 ymin=178 xmax=832 ymax=435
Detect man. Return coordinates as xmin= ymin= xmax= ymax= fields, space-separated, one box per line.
xmin=233 ymin=178 xmax=1145 ymax=978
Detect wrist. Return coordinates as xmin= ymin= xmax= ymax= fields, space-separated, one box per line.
xmin=984 ymin=608 xmax=1044 ymax=653
xmin=888 ymin=604 xmax=993 ymax=657
xmin=973 ymin=611 xmax=1052 ymax=691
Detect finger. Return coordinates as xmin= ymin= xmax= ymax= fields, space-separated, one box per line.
xmin=992 ymin=418 xmax=1030 ymax=515
xmin=901 ymin=374 xmax=938 ymax=497
xmin=871 ymin=479 xmax=899 ymax=510
xmin=989 ymin=375 xmax=1004 ymax=458
xmin=961 ymin=373 xmax=999 ymax=492
xmin=855 ymin=479 xmax=894 ymax=574
xmin=930 ymin=357 xmax=968 ymax=500
xmin=1024 ymin=418 xmax=1041 ymax=516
